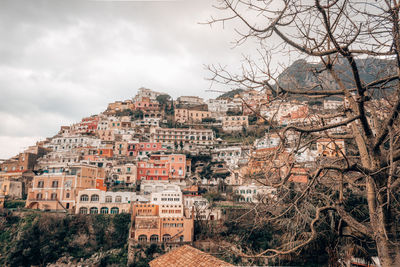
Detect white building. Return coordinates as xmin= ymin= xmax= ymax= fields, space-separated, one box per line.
xmin=207 ymin=98 xmax=243 ymax=115
xmin=207 ymin=99 xmax=228 ymax=114
xmin=212 ymin=146 xmax=247 ymax=167
xmin=46 ymin=136 xmax=102 ymax=152
xmin=150 ymin=127 xmax=214 ymax=147
xmin=150 ymin=190 xmax=183 ymax=205
xmin=254 ymin=134 xmax=281 ymax=149
xmin=176 ymin=96 xmax=205 ymax=106
xmin=134 ymin=117 xmax=160 ymax=127
xmin=324 ymin=99 xmax=343 ymax=110
xmin=140 ymin=180 xmax=184 ymax=195
xmin=184 ymin=196 xmax=222 ymax=220
xmin=134 ymin=87 xmax=163 ymax=101
xmin=234 ymin=184 xmax=277 ymax=203
xmin=76 ymin=189 xmax=148 ymax=214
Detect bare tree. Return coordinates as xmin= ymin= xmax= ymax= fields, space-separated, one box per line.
xmin=207 ymin=0 xmax=400 ymax=266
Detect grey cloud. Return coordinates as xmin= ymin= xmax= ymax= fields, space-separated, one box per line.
xmin=0 ymin=0 xmax=262 ymax=157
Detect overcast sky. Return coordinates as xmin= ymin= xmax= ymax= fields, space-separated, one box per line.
xmin=0 ymin=0 xmax=274 ymax=159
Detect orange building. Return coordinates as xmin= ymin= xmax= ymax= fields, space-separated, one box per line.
xmin=317 ymin=139 xmax=346 ymax=158
xmin=26 ymin=164 xmax=105 ymax=211
xmin=131 ymin=203 xmax=194 ymax=244
xmin=289 ymin=167 xmax=308 ymax=183
xmin=96 ymin=178 xmax=107 ymax=191
xmin=137 ymin=154 xmax=187 ymax=181
xmin=97 ymin=148 xmax=114 ymax=158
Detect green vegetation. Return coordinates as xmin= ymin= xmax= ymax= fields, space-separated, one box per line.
xmin=115 ymin=109 xmax=134 ymax=117
xmin=129 ymin=244 xmax=163 ymax=267
xmin=0 ymin=211 xmax=131 ymax=267
xmin=217 ymin=89 xmax=244 ymax=99
xmin=226 ymin=110 xmax=242 ymax=116
xmin=202 ymin=117 xmax=216 ymax=123
xmin=4 ymin=200 xmax=26 ymax=209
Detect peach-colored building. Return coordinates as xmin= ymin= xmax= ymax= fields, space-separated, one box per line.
xmin=221 ymin=115 xmax=248 ymax=132
xmin=174 ymin=108 xmax=211 ymax=124
xmin=107 ymin=100 xmax=134 ymax=114
xmin=26 ymin=164 xmax=105 ymax=211
xmin=131 ymin=203 xmax=194 ymax=244
xmin=98 ymin=129 xmax=115 ymax=141
xmin=114 ymin=141 xmax=128 ymax=157
xmin=134 ymin=97 xmax=160 ymax=111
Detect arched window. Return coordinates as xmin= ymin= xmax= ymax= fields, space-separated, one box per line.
xmin=91 ymin=194 xmax=99 ymax=202
xmin=110 ymin=207 xmax=119 ymax=214
xmin=100 ymin=207 xmax=109 ymax=214
xmin=115 ymin=196 xmax=122 ymax=203
xmin=150 ymin=235 xmax=159 ymax=243
xmin=90 ymin=207 xmax=98 ymax=214
xmin=79 ymin=207 xmax=88 ymax=214
xmin=80 ymin=194 xmax=89 ymax=202
xmin=138 ymin=235 xmax=147 ymax=243
xmin=105 ymin=196 xmax=112 ymax=203
xmin=162 ymin=234 xmax=171 ymax=242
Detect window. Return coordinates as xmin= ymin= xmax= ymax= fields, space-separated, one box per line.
xmin=105 ymin=196 xmax=112 ymax=203
xmin=91 ymin=194 xmax=99 ymax=202
xmin=90 ymin=207 xmax=98 ymax=214
xmin=138 ymin=235 xmax=147 ymax=243
xmin=110 ymin=207 xmax=119 ymax=214
xmin=80 ymin=194 xmax=89 ymax=202
xmin=150 ymin=235 xmax=159 ymax=243
xmin=36 ymin=193 xmax=43 ymax=200
xmin=79 ymin=207 xmax=88 ymax=214
xmin=66 ymin=193 xmax=70 ymax=198
xmin=100 ymin=207 xmax=109 ymax=214
xmin=52 ymin=181 xmax=58 ymax=188
xmin=37 ymin=181 xmax=44 ymax=188
xmin=51 ymin=193 xmax=57 ymax=200
xmin=115 ymin=196 xmax=122 ymax=203
xmin=162 ymin=234 xmax=171 ymax=242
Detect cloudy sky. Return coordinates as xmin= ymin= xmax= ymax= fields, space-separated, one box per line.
xmin=0 ymin=0 xmax=271 ymax=159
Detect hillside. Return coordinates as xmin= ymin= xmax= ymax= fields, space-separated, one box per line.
xmin=277 ymin=57 xmax=396 ymax=99
xmin=217 ymin=89 xmax=244 ymax=99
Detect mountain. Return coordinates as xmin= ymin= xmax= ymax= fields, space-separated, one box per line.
xmin=217 ymin=89 xmax=245 ymax=99
xmin=277 ymin=57 xmax=396 ymax=99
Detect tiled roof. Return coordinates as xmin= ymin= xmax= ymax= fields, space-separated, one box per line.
xmin=149 ymin=245 xmax=234 ymax=267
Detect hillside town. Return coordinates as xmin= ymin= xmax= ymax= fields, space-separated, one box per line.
xmin=1 ymin=85 xmax=390 ymax=266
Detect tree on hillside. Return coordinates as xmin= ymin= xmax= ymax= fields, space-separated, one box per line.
xmin=156 ymin=94 xmax=171 ymax=106
xmin=156 ymin=94 xmax=174 ymax=115
xmin=208 ymin=1 xmax=400 ymax=266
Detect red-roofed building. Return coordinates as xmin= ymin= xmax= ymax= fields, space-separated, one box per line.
xmin=149 ymin=245 xmax=234 ymax=267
